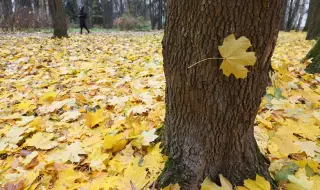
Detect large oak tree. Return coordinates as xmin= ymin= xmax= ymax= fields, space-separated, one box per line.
xmin=48 ymin=0 xmax=68 ymax=38
xmin=159 ymin=0 xmax=284 ymax=189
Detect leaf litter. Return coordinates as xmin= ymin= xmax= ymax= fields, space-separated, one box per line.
xmin=0 ymin=32 xmax=319 ymax=189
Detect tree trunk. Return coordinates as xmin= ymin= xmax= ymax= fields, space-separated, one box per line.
xmin=71 ymin=0 xmax=79 ymax=24
xmin=39 ymin=0 xmax=50 ymax=20
xmin=84 ymin=0 xmax=93 ymax=28
xmin=102 ymin=0 xmax=113 ymax=28
xmin=295 ymin=0 xmax=306 ymax=31
xmin=305 ymin=39 xmax=320 ymax=73
xmin=159 ymin=0 xmax=284 ymax=189
xmin=1 ymin=0 xmax=13 ymax=27
xmin=48 ymin=0 xmax=68 ymax=38
xmin=306 ymin=1 xmax=320 ymax=40
xmin=34 ymin=0 xmax=40 ymax=15
xmin=149 ymin=0 xmax=156 ymax=30
xmin=143 ymin=0 xmax=148 ymax=19
xmin=16 ymin=0 xmax=32 ymax=9
xmin=286 ymin=0 xmax=301 ymax=31
xmin=280 ymin=0 xmax=288 ymax=31
xmin=303 ymin=0 xmax=315 ymax=31
xmin=122 ymin=0 xmax=129 ymax=14
xmin=157 ymin=0 xmax=163 ymax=30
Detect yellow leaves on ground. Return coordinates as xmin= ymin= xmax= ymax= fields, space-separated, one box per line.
xmin=241 ymin=175 xmax=271 ymax=190
xmin=0 ymin=33 xmax=166 ymax=189
xmin=0 ymin=32 xmax=319 ymax=189
xmin=52 ymin=167 xmax=84 ymax=190
xmin=25 ymin=132 xmax=58 ymax=150
xmin=201 ymin=175 xmax=233 ymax=190
xmin=218 ymin=34 xmax=256 ymax=79
xmin=85 ymin=109 xmax=106 ymax=128
xmin=200 ymin=175 xmax=270 ymax=190
xmin=103 ymin=134 xmax=128 ymax=152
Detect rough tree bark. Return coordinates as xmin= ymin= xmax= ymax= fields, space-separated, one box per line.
xmin=306 ymin=1 xmax=320 ymax=40
xmin=303 ymin=0 xmax=315 ymax=32
xmin=305 ymin=39 xmax=320 ymax=73
xmin=48 ymin=0 xmax=68 ymax=38
xmin=159 ymin=0 xmax=284 ymax=189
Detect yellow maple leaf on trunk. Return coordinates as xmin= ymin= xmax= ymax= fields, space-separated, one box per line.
xmin=219 ymin=34 xmax=256 ymax=79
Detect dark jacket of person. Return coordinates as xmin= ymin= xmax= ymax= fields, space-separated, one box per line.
xmin=78 ymin=10 xmax=87 ymax=26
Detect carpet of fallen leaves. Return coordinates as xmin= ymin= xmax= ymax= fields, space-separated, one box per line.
xmin=0 ymin=32 xmax=319 ymax=190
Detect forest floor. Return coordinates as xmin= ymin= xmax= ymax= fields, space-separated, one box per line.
xmin=0 ymin=32 xmax=319 ymax=189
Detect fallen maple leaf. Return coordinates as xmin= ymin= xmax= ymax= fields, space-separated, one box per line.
xmin=85 ymin=109 xmax=106 ymax=128
xmin=25 ymin=132 xmax=58 ymax=150
xmin=141 ymin=129 xmax=158 ymax=146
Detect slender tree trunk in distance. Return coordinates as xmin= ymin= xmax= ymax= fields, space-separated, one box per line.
xmin=296 ymin=0 xmax=306 ymax=31
xmin=149 ymin=0 xmax=156 ymax=30
xmin=106 ymin=0 xmax=113 ymax=28
xmin=102 ymin=0 xmax=107 ymax=28
xmin=119 ymin=0 xmax=124 ymax=15
xmin=102 ymin=0 xmax=113 ymax=28
xmin=16 ymin=0 xmax=32 ymax=9
xmin=304 ymin=0 xmax=315 ymax=31
xmin=72 ymin=0 xmax=79 ymax=24
xmin=280 ymin=0 xmax=288 ymax=31
xmin=157 ymin=0 xmax=162 ymax=30
xmin=286 ymin=0 xmax=301 ymax=31
xmin=143 ymin=0 xmax=148 ymax=20
xmin=306 ymin=0 xmax=320 ymax=40
xmin=34 ymin=0 xmax=40 ymax=15
xmin=159 ymin=0 xmax=284 ymax=189
xmin=48 ymin=0 xmax=68 ymax=38
xmin=84 ymin=0 xmax=93 ymax=28
xmin=1 ymin=0 xmax=13 ymax=27
xmin=122 ymin=0 xmax=129 ymax=14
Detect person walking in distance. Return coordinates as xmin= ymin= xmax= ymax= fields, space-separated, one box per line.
xmin=78 ymin=6 xmax=90 ymax=34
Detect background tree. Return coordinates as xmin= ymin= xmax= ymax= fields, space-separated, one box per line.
xmin=306 ymin=0 xmax=320 ymax=40
xmin=295 ymin=0 xmax=307 ymax=31
xmin=304 ymin=0 xmax=315 ymax=31
xmin=92 ymin=0 xmax=103 ymax=26
xmin=102 ymin=0 xmax=114 ymax=28
xmin=286 ymin=0 xmax=301 ymax=31
xmin=82 ymin=0 xmax=93 ymax=28
xmin=280 ymin=0 xmax=289 ymax=31
xmin=159 ymin=0 xmax=284 ymax=188
xmin=49 ymin=0 xmax=68 ymax=37
xmin=0 ymin=0 xmax=13 ymax=29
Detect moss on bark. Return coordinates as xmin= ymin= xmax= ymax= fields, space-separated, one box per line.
xmin=305 ymin=40 xmax=320 ymax=74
